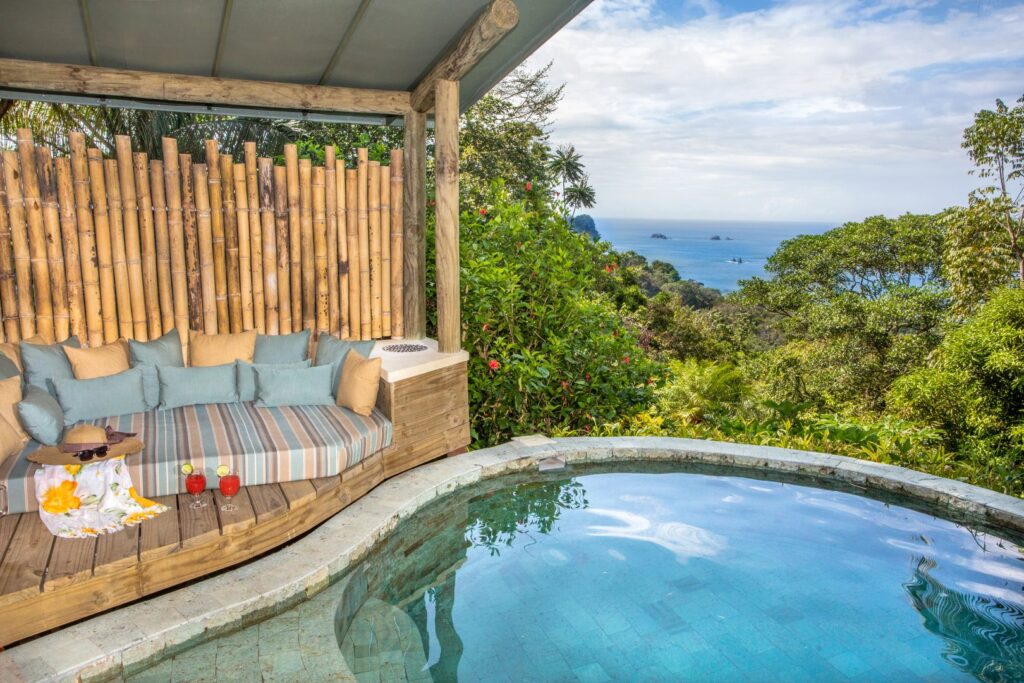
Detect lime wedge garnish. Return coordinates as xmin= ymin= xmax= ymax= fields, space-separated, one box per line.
xmin=180 ymin=463 xmax=193 ymax=475
xmin=216 ymin=464 xmax=230 ymax=477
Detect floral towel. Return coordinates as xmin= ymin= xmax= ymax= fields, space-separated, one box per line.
xmin=34 ymin=457 xmax=169 ymax=539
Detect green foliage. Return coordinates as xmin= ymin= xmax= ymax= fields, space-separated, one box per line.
xmin=466 ymin=478 xmax=588 ymax=555
xmin=453 ymin=182 xmax=658 ymax=447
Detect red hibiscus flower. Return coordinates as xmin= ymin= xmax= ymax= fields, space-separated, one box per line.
xmin=488 ymin=359 xmax=500 ymax=371
xmin=525 ymin=181 xmax=533 ymax=191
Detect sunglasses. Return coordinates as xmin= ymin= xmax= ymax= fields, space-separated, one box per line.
xmin=74 ymin=446 xmax=109 ymax=462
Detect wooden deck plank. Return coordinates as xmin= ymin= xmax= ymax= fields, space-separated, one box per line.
xmin=279 ymin=480 xmax=316 ymax=510
xmin=0 ymin=514 xmax=54 ymax=604
xmin=94 ymin=525 xmax=140 ymax=577
xmin=247 ymin=484 xmax=287 ymax=523
xmin=139 ymin=495 xmax=180 ymax=562
xmin=310 ymin=475 xmax=341 ymax=497
xmin=0 ymin=513 xmax=21 ymax=562
xmin=214 ymin=488 xmax=256 ymax=535
xmin=178 ymin=491 xmax=220 ymax=549
xmin=44 ymin=536 xmax=96 ymax=592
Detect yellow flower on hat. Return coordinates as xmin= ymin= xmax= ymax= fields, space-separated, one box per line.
xmin=41 ymin=480 xmax=81 ymax=515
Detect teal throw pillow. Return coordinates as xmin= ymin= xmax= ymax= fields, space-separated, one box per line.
xmin=20 ymin=336 xmax=81 ymax=397
xmin=158 ymin=364 xmax=238 ymax=410
xmin=254 ymin=363 xmax=335 ymax=408
xmin=312 ymin=333 xmax=374 ymax=395
xmin=253 ymin=329 xmax=311 ymax=364
xmin=16 ymin=385 xmax=64 ymax=445
xmin=52 ymin=367 xmax=147 ymax=424
xmin=236 ymin=359 xmax=310 ymax=402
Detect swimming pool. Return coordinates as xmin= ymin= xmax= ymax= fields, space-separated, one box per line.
xmin=133 ymin=463 xmax=1024 ymax=681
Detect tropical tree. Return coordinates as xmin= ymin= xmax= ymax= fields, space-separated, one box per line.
xmin=548 ymin=144 xmax=584 ymax=196
xmin=563 ymin=175 xmax=596 ymax=217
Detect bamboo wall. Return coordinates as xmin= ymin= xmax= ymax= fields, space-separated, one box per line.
xmin=0 ymin=130 xmax=405 ymax=351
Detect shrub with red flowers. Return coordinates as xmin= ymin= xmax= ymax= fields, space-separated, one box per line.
xmin=427 ymin=181 xmax=658 ymax=447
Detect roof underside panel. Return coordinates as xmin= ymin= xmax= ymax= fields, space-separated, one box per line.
xmin=0 ymin=0 xmax=593 ymax=115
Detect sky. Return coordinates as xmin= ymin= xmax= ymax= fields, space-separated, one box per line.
xmin=526 ymin=0 xmax=1024 ymax=222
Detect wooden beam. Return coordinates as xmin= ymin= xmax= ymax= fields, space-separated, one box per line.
xmin=410 ymin=0 xmax=519 ymax=113
xmin=434 ymin=80 xmax=460 ymax=353
xmin=0 ymin=58 xmax=411 ymax=116
xmin=403 ymin=109 xmax=427 ymax=339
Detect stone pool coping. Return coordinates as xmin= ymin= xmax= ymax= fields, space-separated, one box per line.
xmin=4 ymin=436 xmax=1023 ymax=682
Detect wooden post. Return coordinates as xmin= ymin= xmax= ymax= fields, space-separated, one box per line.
xmin=35 ymin=147 xmax=69 ymax=341
xmin=257 ymin=159 xmax=279 ymax=335
xmin=434 ymin=79 xmax=461 ymax=353
xmin=205 ymin=141 xmax=228 ymax=332
xmin=284 ymin=145 xmax=302 ymax=332
xmin=160 ymin=138 xmax=190 ymax=346
xmin=390 ymin=149 xmax=404 ymax=339
xmin=220 ymin=154 xmax=242 ymax=332
xmin=368 ymin=160 xmax=382 ymax=338
xmin=0 ymin=155 xmax=20 ymax=342
xmin=55 ymin=157 xmax=86 ymax=342
xmin=134 ymin=153 xmax=162 ymax=338
xmin=380 ymin=159 xmax=391 ymax=337
xmin=87 ymin=149 xmax=118 ymax=343
xmin=245 ymin=143 xmax=265 ymax=334
xmin=1 ymin=151 xmax=35 ymax=340
xmin=357 ymin=148 xmax=371 ymax=339
xmin=16 ymin=130 xmax=54 ymax=341
xmin=299 ymin=158 xmax=315 ymax=332
xmin=312 ymin=165 xmax=329 ymax=334
xmin=336 ymin=159 xmax=350 ymax=339
xmin=403 ymin=111 xmax=426 ymax=339
xmin=114 ymin=136 xmax=148 ymax=340
xmin=179 ymin=153 xmax=202 ymax=331
xmin=345 ymin=168 xmax=360 ymax=339
xmin=70 ymin=133 xmax=103 ymax=347
xmin=325 ymin=147 xmax=340 ymax=336
xmin=103 ymin=159 xmax=135 ymax=339
xmin=192 ymin=163 xmax=217 ymax=334
xmin=273 ymin=164 xmax=293 ymax=335
xmin=149 ymin=159 xmax=175 ymax=335
xmin=233 ymin=163 xmax=254 ymax=331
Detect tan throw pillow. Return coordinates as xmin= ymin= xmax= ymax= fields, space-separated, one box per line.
xmin=63 ymin=340 xmax=130 ymax=379
xmin=189 ymin=329 xmax=256 ymax=367
xmin=0 ymin=415 xmax=25 ymax=466
xmin=336 ymin=351 xmax=381 ymax=416
xmin=0 ymin=375 xmax=27 ymax=442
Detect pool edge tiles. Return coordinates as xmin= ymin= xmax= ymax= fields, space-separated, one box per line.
xmin=3 ymin=436 xmax=1024 ymax=682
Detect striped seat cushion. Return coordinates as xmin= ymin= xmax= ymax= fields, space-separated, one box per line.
xmin=0 ymin=403 xmax=392 ymax=514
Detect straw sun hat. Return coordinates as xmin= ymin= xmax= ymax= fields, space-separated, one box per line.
xmin=28 ymin=424 xmax=143 ymax=466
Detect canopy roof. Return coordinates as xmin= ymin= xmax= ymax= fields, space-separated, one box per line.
xmin=0 ymin=0 xmax=590 ymax=124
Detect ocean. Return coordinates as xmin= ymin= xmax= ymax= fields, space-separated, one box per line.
xmin=593 ymin=217 xmax=837 ymax=292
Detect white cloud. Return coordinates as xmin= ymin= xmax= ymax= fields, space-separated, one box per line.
xmin=527 ymin=0 xmax=1024 ymax=221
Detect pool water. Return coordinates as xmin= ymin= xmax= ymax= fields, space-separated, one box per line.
xmin=134 ymin=466 xmax=1024 ymax=682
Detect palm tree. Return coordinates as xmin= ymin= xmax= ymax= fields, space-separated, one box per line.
xmin=563 ymin=176 xmax=596 ymax=218
xmin=548 ymin=144 xmax=584 ymax=196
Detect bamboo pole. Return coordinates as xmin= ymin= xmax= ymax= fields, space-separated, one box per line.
xmin=390 ymin=149 xmax=404 ymax=339
xmin=380 ymin=159 xmax=391 ymax=337
xmin=258 ymin=159 xmax=279 ymax=334
xmin=0 ymin=155 xmax=19 ymax=342
xmin=70 ymin=133 xmax=103 ymax=346
xmin=35 ymin=147 xmax=69 ymax=341
xmin=56 ymin=157 xmax=85 ymax=342
xmin=220 ymin=154 xmax=242 ymax=332
xmin=16 ymin=130 xmax=54 ymax=342
xmin=325 ymin=147 xmax=340 ymax=336
xmin=346 ymin=168 xmax=361 ymax=340
xmin=232 ymin=163 xmax=254 ymax=331
xmin=273 ymin=164 xmax=292 ymax=335
xmin=192 ymin=163 xmax=217 ymax=334
xmin=114 ymin=136 xmax=148 ymax=340
xmin=357 ymin=149 xmax=371 ymax=340
xmin=336 ymin=159 xmax=350 ymax=339
xmin=134 ymin=153 xmax=162 ymax=338
xmin=0 ymin=151 xmax=33 ymax=340
xmin=179 ymin=153 xmax=202 ymax=331
xmin=312 ymin=165 xmax=329 ymax=334
xmin=368 ymin=160 xmax=382 ymax=338
xmin=284 ymin=144 xmax=302 ymax=332
xmin=87 ymin=149 xmax=118 ymax=343
xmin=204 ymin=141 xmax=229 ymax=332
xmin=299 ymin=158 xmax=315 ymax=332
xmin=150 ymin=159 xmax=174 ymax=334
xmin=161 ymin=139 xmax=190 ymax=345
xmin=103 ymin=159 xmax=135 ymax=339
xmin=244 ymin=143 xmax=265 ymax=334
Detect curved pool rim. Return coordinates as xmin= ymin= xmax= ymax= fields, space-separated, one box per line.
xmin=5 ymin=436 xmax=1024 ymax=682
